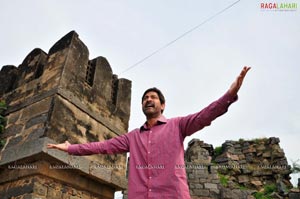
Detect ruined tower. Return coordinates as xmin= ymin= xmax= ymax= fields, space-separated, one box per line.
xmin=0 ymin=31 xmax=131 ymax=199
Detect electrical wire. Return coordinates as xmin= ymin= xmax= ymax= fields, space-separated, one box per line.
xmin=120 ymin=0 xmax=241 ymax=74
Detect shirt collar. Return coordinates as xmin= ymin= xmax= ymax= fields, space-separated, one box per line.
xmin=140 ymin=115 xmax=167 ymax=131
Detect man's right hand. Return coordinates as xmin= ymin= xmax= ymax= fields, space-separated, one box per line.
xmin=47 ymin=141 xmax=71 ymax=152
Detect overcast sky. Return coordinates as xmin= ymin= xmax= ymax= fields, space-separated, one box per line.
xmin=1 ymin=0 xmax=299 ymax=196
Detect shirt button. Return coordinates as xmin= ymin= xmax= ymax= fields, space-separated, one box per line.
xmin=149 ymin=176 xmax=152 ymax=179
xmin=150 ymin=131 xmax=152 ymax=133
xmin=149 ymin=189 xmax=152 ymax=192
xmin=148 ymin=151 xmax=150 ymax=154
xmin=148 ymin=141 xmax=151 ymax=144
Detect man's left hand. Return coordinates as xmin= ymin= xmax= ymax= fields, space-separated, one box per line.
xmin=229 ymin=66 xmax=251 ymax=96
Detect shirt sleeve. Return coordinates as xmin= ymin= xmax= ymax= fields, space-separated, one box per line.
xmin=67 ymin=134 xmax=130 ymax=155
xmin=179 ymin=91 xmax=238 ymax=137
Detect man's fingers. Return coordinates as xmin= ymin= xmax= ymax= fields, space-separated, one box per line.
xmin=241 ymin=66 xmax=251 ymax=77
xmin=228 ymin=66 xmax=251 ymax=96
xmin=47 ymin=144 xmax=57 ymax=149
xmin=47 ymin=141 xmax=70 ymax=152
xmin=238 ymin=66 xmax=251 ymax=83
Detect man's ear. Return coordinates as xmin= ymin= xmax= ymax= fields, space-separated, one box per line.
xmin=161 ymin=104 xmax=166 ymax=112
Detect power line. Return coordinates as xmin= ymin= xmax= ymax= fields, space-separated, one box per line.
xmin=120 ymin=0 xmax=241 ymax=74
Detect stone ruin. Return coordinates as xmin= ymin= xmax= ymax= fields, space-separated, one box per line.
xmin=185 ymin=137 xmax=300 ymax=199
xmin=0 ymin=31 xmax=131 ymax=199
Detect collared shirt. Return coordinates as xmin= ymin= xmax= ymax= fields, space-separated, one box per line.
xmin=68 ymin=92 xmax=237 ymax=199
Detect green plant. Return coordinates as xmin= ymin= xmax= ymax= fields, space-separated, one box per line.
xmin=253 ymin=192 xmax=271 ymax=199
xmin=253 ymin=184 xmax=276 ymax=199
xmin=218 ymin=173 xmax=229 ymax=187
xmin=264 ymin=184 xmax=276 ymax=194
xmin=214 ymin=146 xmax=223 ymax=157
xmin=238 ymin=185 xmax=247 ymax=190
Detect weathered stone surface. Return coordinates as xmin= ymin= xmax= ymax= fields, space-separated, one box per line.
xmin=269 ymin=137 xmax=280 ymax=144
xmin=0 ymin=178 xmax=34 ymax=198
xmin=17 ymin=48 xmax=47 ymax=87
xmin=238 ymin=175 xmax=250 ymax=183
xmin=33 ymin=182 xmax=47 ymax=196
xmin=184 ymin=137 xmax=292 ymax=199
xmin=204 ymin=183 xmax=218 ymax=189
xmin=0 ymin=65 xmax=19 ymax=95
xmin=0 ymin=31 xmax=131 ymax=199
xmin=289 ymin=192 xmax=300 ymax=199
xmin=250 ymin=180 xmax=262 ymax=186
xmin=193 ymin=189 xmax=210 ymax=196
xmin=1 ymin=124 xmax=23 ymax=139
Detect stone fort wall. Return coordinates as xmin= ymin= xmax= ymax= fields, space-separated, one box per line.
xmin=0 ymin=31 xmax=131 ymax=199
xmin=185 ymin=137 xmax=296 ymax=199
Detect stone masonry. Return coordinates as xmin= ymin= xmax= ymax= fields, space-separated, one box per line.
xmin=0 ymin=31 xmax=131 ymax=199
xmin=185 ymin=138 xmax=296 ymax=199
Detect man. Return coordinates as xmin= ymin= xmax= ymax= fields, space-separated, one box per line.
xmin=48 ymin=66 xmax=251 ymax=198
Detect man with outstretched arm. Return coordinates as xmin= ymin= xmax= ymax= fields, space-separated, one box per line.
xmin=48 ymin=66 xmax=251 ymax=199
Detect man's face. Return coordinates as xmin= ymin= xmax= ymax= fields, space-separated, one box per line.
xmin=142 ymin=91 xmax=165 ymax=118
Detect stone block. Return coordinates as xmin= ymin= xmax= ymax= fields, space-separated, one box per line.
xmin=269 ymin=137 xmax=280 ymax=144
xmin=33 ymin=182 xmax=47 ymax=196
xmin=26 ymin=127 xmax=45 ymax=141
xmin=272 ymin=150 xmax=285 ymax=158
xmin=252 ymin=170 xmax=273 ymax=176
xmin=210 ymin=174 xmax=219 ymax=180
xmin=189 ymin=173 xmax=196 ymax=179
xmin=48 ymin=186 xmax=62 ymax=198
xmin=20 ymin=97 xmax=52 ymax=123
xmin=6 ymin=111 xmax=21 ymax=125
xmin=212 ymin=179 xmax=221 ymax=184
xmin=193 ymin=189 xmax=210 ymax=196
xmin=229 ymin=154 xmax=239 ymax=161
xmin=262 ymin=151 xmax=271 ymax=158
xmin=0 ymin=182 xmax=34 ymax=198
xmin=210 ymin=188 xmax=220 ymax=197
xmin=2 ymin=124 xmax=23 ymax=138
xmin=195 ymin=184 xmax=204 ymax=189
xmin=243 ymin=147 xmax=256 ymax=154
xmin=0 ymin=137 xmax=45 ymax=165
xmin=204 ymin=183 xmax=218 ymax=189
xmin=200 ymin=178 xmax=208 ymax=183
xmin=82 ymin=193 xmax=91 ymax=199
xmin=238 ymin=175 xmax=250 ymax=183
xmin=256 ymin=145 xmax=266 ymax=151
xmin=250 ymin=180 xmax=262 ymax=186
xmin=5 ymin=135 xmax=23 ymax=148
xmin=194 ymin=168 xmax=206 ymax=175
xmin=25 ymin=113 xmax=48 ymax=129
xmin=289 ymin=192 xmax=300 ymax=199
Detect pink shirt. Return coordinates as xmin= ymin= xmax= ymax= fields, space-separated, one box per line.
xmin=68 ymin=92 xmax=237 ymax=199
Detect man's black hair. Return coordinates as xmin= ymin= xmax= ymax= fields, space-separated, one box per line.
xmin=142 ymin=87 xmax=166 ymax=105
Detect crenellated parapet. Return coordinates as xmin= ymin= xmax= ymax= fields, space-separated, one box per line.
xmin=0 ymin=31 xmax=131 ymax=130
xmin=0 ymin=31 xmax=131 ymax=199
